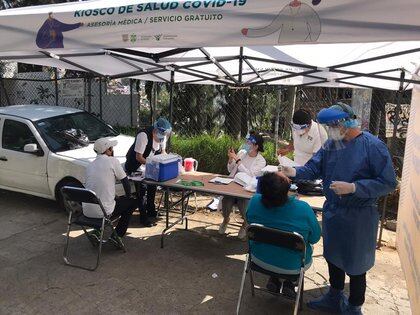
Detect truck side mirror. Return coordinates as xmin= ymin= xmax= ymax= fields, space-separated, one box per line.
xmin=24 ymin=143 xmax=44 ymax=156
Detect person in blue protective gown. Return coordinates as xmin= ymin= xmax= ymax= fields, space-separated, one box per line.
xmin=281 ymin=103 xmax=397 ymax=315
xmin=36 ymin=12 xmax=83 ymax=49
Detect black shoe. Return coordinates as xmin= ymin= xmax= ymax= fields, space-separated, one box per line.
xmin=110 ymin=232 xmax=125 ymax=250
xmin=282 ymin=280 xmax=297 ymax=299
xmin=140 ymin=217 xmax=155 ymax=227
xmin=266 ymin=276 xmax=280 ymax=293
xmin=147 ymin=210 xmax=158 ymax=218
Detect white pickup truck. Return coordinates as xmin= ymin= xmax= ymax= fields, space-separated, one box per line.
xmin=0 ymin=105 xmax=134 ymax=209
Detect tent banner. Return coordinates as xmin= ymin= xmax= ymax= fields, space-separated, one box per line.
xmin=397 ymin=79 xmax=420 ymax=315
xmin=1 ymin=0 xmax=420 ymax=51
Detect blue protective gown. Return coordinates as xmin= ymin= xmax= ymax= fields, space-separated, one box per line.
xmin=295 ymin=132 xmax=397 ymax=275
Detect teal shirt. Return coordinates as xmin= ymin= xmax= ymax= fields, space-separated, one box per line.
xmin=246 ymin=195 xmax=321 ymax=271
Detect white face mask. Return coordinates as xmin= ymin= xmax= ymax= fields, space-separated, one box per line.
xmin=328 ymin=127 xmax=345 ymax=141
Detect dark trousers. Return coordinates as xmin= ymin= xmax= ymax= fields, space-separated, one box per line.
xmin=328 ymin=261 xmax=366 ymax=306
xmin=135 ymin=182 xmax=157 ymax=217
xmin=111 ymin=197 xmax=136 ymax=237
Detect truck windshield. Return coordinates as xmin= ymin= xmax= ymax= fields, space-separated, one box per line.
xmin=36 ymin=112 xmax=118 ymax=152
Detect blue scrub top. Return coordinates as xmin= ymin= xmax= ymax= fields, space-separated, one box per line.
xmin=246 ymin=195 xmax=321 ymax=272
xmin=295 ymin=131 xmax=397 ymax=275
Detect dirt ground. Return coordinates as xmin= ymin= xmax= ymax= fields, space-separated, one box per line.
xmin=0 ymin=190 xmax=411 ymax=315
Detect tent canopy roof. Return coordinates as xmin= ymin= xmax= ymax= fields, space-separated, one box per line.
xmin=0 ymin=0 xmax=420 ymax=90
xmin=2 ymin=42 xmax=419 ymax=90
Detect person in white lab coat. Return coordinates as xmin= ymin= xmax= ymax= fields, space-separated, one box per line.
xmin=278 ymin=109 xmax=327 ymax=166
xmin=218 ymin=132 xmax=266 ymax=239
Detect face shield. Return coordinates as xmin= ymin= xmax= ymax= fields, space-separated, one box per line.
xmin=317 ymin=108 xmax=350 ymax=151
xmin=154 ymin=118 xmax=172 ymax=142
xmin=240 ymin=134 xmax=258 ymax=153
xmin=291 ymin=122 xmax=310 ymax=136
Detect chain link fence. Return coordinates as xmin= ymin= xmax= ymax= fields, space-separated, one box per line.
xmin=0 ymin=66 xmax=410 ymax=176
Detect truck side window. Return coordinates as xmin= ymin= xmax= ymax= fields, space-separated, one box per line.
xmin=2 ymin=119 xmax=38 ymax=152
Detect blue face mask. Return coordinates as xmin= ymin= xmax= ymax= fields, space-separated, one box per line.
xmin=242 ymin=143 xmax=251 ymax=153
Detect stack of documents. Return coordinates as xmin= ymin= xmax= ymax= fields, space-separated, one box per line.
xmin=209 ymin=177 xmax=234 ymax=185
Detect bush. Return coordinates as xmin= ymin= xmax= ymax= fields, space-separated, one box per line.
xmin=171 ymin=134 xmax=278 ymax=174
xmin=114 ymin=127 xmax=279 ymax=174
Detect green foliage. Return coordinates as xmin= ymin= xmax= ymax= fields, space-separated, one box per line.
xmin=171 ymin=134 xmax=278 ymax=175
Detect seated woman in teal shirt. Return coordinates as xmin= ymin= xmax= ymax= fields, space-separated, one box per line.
xmin=246 ymin=172 xmax=321 ymax=294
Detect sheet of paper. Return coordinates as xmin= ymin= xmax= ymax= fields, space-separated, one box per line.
xmin=278 ymin=156 xmax=298 ymax=167
xmin=261 ymin=165 xmax=279 ymax=173
xmin=234 ymin=172 xmax=255 ymax=187
xmin=209 ymin=177 xmax=234 ymax=185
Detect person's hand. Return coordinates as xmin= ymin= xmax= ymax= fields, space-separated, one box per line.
xmin=79 ymin=22 xmax=84 ymax=27
xmin=329 ymin=181 xmax=356 ymax=195
xmin=281 ymin=166 xmax=296 ymax=177
xmin=276 ymin=171 xmax=292 ymax=183
xmin=277 ymin=148 xmax=290 ymax=156
xmin=228 ymin=149 xmax=237 ymax=161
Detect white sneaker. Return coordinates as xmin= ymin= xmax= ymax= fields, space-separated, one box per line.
xmin=238 ymin=226 xmax=247 ymax=240
xmin=218 ymin=221 xmax=229 ymax=235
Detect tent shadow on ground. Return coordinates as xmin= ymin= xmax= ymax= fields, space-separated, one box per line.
xmin=0 ymin=189 xmax=349 ymax=314
xmin=64 ymin=223 xmax=341 ymax=314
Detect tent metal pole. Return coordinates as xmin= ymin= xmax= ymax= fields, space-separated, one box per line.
xmin=129 ymin=79 xmax=133 ymax=126
xmin=245 ymin=56 xmax=318 ymax=70
xmin=239 ymin=47 xmax=243 ymax=85
xmin=0 ymin=54 xmax=49 ymax=61
xmin=87 ymin=75 xmax=92 ymax=113
xmin=243 ymin=58 xmax=268 ymax=85
xmin=248 ymin=69 xmax=321 ymax=86
xmin=243 ymin=66 xmax=326 ymax=85
xmin=377 ymin=195 xmax=388 ymax=249
xmin=39 ymin=51 xmax=103 ymax=77
xmin=175 ymin=56 xmax=239 ymax=69
xmin=169 ymin=71 xmax=175 ymax=125
xmin=155 ymin=48 xmax=197 ymax=60
xmin=107 ymin=48 xmax=156 ymax=61
xmin=109 ymin=68 xmax=167 ymax=80
xmin=330 ymin=69 xmax=420 ymax=85
xmin=330 ymin=47 xmax=420 ymax=70
xmin=391 ymin=71 xmax=405 ymax=154
xmin=109 ymin=55 xmax=170 ymax=82
xmin=200 ymin=48 xmax=238 ymax=84
xmin=99 ymin=77 xmax=103 ymax=119
xmin=175 ymin=67 xmax=220 ymax=79
xmin=334 ymin=79 xmax=388 ymax=90
xmin=54 ymin=68 xmax=59 ymax=106
xmin=0 ymin=51 xmax=105 ymax=61
xmin=175 ymin=68 xmax=232 ymax=85
xmin=108 ymin=51 xmax=232 ymax=85
xmin=168 ymin=71 xmax=175 ymax=151
xmin=337 ymin=68 xmax=403 ymax=81
xmin=296 ymin=79 xmax=328 ymax=87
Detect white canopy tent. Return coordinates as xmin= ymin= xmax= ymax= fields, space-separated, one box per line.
xmin=0 ymin=0 xmax=420 ymax=90
xmin=0 ymin=1 xmax=419 ymax=313
xmin=1 ymin=42 xmax=420 ymax=90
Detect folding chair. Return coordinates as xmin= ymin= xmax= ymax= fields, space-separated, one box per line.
xmin=61 ymin=186 xmax=126 ymax=271
xmin=236 ymin=223 xmax=307 ymax=315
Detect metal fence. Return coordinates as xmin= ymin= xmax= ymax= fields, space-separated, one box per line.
xmin=0 ymin=68 xmax=410 ymax=176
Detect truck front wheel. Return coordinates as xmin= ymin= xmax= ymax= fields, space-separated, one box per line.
xmin=56 ymin=179 xmax=84 ymax=214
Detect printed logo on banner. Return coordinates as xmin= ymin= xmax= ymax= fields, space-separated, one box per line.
xmin=130 ymin=34 xmax=137 ymax=43
xmin=154 ymin=34 xmax=163 ymax=41
xmin=122 ymin=34 xmax=129 ymax=42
